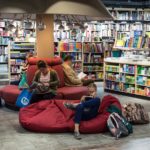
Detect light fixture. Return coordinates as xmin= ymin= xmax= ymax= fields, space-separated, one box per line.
xmin=58 ymin=24 xmax=64 ymax=30
xmin=37 ymin=21 xmax=46 ymax=31
xmin=6 ymin=21 xmax=16 ymax=31
xmin=55 ymin=15 xmax=62 ymax=25
xmin=66 ymin=15 xmax=73 ymax=29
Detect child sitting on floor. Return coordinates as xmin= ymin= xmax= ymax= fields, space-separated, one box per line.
xmin=64 ymin=83 xmax=101 ymax=140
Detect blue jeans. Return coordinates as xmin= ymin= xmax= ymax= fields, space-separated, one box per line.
xmin=74 ymin=97 xmax=100 ymax=124
xmin=30 ymin=92 xmax=55 ymax=104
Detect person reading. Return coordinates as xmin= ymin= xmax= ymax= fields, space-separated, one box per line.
xmin=30 ymin=60 xmax=59 ymax=104
xmin=64 ymin=83 xmax=101 ymax=140
xmin=62 ymin=55 xmax=94 ymax=86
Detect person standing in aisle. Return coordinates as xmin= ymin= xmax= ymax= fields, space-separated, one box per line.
xmin=64 ymin=83 xmax=101 ymax=140
xmin=29 ymin=60 xmax=59 ymax=104
xmin=62 ymin=55 xmax=94 ymax=86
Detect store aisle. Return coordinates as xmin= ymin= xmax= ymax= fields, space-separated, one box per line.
xmin=0 ymin=83 xmax=150 ymax=150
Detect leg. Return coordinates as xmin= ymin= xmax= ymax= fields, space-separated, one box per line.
xmin=10 ymin=80 xmax=20 ymax=85
xmin=64 ymin=102 xmax=80 ymax=110
xmin=74 ymin=104 xmax=84 ymax=140
xmin=74 ymin=104 xmax=84 ymax=124
xmin=42 ymin=93 xmax=55 ymax=100
xmin=82 ymin=97 xmax=100 ymax=108
xmin=30 ymin=93 xmax=43 ymax=104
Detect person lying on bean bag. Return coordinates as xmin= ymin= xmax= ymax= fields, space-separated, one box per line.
xmin=64 ymin=83 xmax=100 ymax=140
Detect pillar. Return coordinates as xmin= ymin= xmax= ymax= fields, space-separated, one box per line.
xmin=36 ymin=14 xmax=54 ymax=58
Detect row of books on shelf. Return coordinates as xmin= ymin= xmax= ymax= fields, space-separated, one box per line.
xmin=12 ymin=43 xmax=35 ymax=49
xmin=54 ymin=30 xmax=82 ymax=42
xmin=106 ymin=65 xmax=150 ymax=76
xmin=83 ymin=43 xmax=104 ymax=53
xmin=103 ymin=42 xmax=113 ymax=51
xmin=115 ymin=36 xmax=150 ymax=48
xmin=120 ymin=64 xmax=135 ymax=74
xmin=105 ymin=73 xmax=150 ymax=87
xmin=90 ymin=30 xmax=115 ymax=39
xmin=0 ymin=27 xmax=13 ymax=37
xmin=0 ymin=64 xmax=8 ymax=72
xmin=0 ymin=47 xmax=8 ymax=55
xmin=10 ymin=59 xmax=25 ymax=66
xmin=0 ymin=55 xmax=8 ymax=62
xmin=0 ymin=37 xmax=9 ymax=45
xmin=137 ymin=76 xmax=150 ymax=86
xmin=83 ymin=54 xmax=103 ymax=63
xmin=105 ymin=73 xmax=135 ymax=84
xmin=87 ymin=23 xmax=116 ymax=32
xmin=111 ymin=10 xmax=150 ymax=21
xmin=105 ymin=81 xmax=150 ymax=97
xmin=11 ymin=75 xmax=20 ymax=81
xmin=83 ymin=66 xmax=103 ymax=72
xmin=116 ymin=24 xmax=144 ymax=32
xmin=10 ymin=65 xmax=22 ymax=74
xmin=58 ymin=42 xmax=82 ymax=51
xmin=60 ymin=53 xmax=82 ymax=61
xmin=138 ymin=66 xmax=150 ymax=76
xmin=10 ymin=52 xmax=26 ymax=58
xmin=105 ymin=65 xmax=119 ymax=72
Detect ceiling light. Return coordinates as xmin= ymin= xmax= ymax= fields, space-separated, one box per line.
xmin=37 ymin=22 xmax=46 ymax=31
xmin=58 ymin=24 xmax=64 ymax=30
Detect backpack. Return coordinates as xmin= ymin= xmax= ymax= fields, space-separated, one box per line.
xmin=107 ymin=112 xmax=133 ymax=140
xmin=123 ymin=103 xmax=149 ymax=124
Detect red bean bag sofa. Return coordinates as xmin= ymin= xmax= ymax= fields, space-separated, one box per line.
xmin=0 ymin=57 xmax=88 ymax=109
xmin=19 ymin=95 xmax=122 ymax=133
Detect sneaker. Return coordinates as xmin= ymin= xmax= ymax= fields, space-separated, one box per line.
xmin=64 ymin=102 xmax=76 ymax=110
xmin=74 ymin=132 xmax=82 ymax=140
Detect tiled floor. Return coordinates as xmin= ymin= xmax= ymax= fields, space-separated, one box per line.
xmin=0 ymin=83 xmax=150 ymax=150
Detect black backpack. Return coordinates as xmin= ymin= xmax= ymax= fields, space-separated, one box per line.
xmin=107 ymin=112 xmax=133 ymax=140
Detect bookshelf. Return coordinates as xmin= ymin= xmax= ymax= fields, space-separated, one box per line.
xmin=0 ymin=36 xmax=11 ymax=85
xmin=54 ymin=42 xmax=82 ymax=73
xmin=83 ymin=42 xmax=104 ymax=81
xmin=54 ymin=21 xmax=115 ymax=81
xmin=104 ymin=58 xmax=150 ymax=99
xmin=10 ymin=42 xmax=35 ymax=81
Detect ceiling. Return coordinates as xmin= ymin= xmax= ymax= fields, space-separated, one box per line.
xmin=102 ymin=0 xmax=150 ymax=8
xmin=0 ymin=0 xmax=113 ymax=21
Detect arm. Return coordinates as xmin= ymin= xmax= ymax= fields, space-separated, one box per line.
xmin=63 ymin=67 xmax=82 ymax=85
xmin=82 ymin=97 xmax=100 ymax=107
xmin=49 ymin=70 xmax=60 ymax=87
xmin=30 ymin=71 xmax=40 ymax=89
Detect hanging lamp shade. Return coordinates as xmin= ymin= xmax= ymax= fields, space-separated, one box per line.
xmin=0 ymin=0 xmax=113 ymax=20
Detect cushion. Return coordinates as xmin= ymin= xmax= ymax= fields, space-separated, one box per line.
xmin=19 ymin=95 xmax=122 ymax=133
xmin=28 ymin=57 xmax=62 ymax=66
xmin=0 ymin=85 xmax=21 ymax=105
xmin=19 ymin=100 xmax=73 ymax=133
xmin=52 ymin=65 xmax=65 ymax=88
xmin=57 ymin=86 xmax=89 ymax=100
xmin=26 ymin=65 xmax=38 ymax=86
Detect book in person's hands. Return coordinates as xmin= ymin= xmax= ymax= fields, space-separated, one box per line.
xmin=77 ymin=72 xmax=87 ymax=80
xmin=84 ymin=96 xmax=94 ymax=101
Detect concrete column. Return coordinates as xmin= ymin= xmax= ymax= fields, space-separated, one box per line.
xmin=36 ymin=14 xmax=54 ymax=58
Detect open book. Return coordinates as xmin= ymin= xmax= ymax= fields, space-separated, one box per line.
xmin=77 ymin=72 xmax=87 ymax=80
